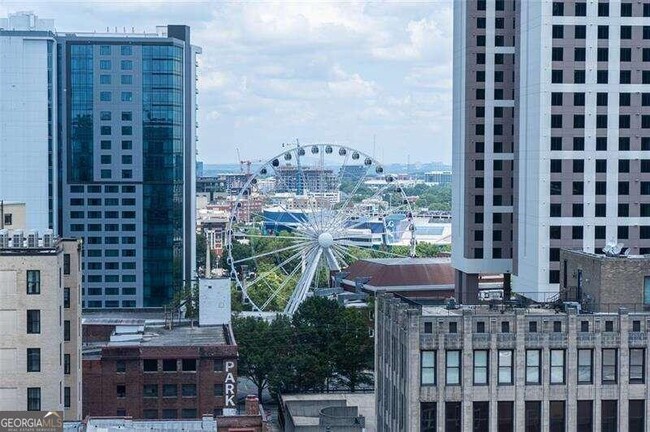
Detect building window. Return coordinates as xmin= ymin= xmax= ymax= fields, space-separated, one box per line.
xmin=116 ymin=360 xmax=126 ymax=373
xmin=182 ymin=409 xmax=197 ymax=419
xmin=473 ymin=350 xmax=488 ymax=385
xmin=630 ymin=349 xmax=645 ymax=383
xmin=27 ymin=388 xmax=40 ymax=411
xmin=63 ymin=287 xmax=70 ymax=309
xmin=163 ymin=384 xmax=177 ymax=397
xmin=64 ymin=387 xmax=70 ymax=408
xmin=633 ymin=320 xmax=641 ymax=332
xmin=525 ymin=401 xmax=541 ymax=432
xmin=100 ymin=91 xmax=111 ymax=102
xmin=549 ymin=401 xmax=565 ymax=432
xmin=143 ymin=410 xmax=157 ymax=419
xmin=498 ymin=402 xmax=514 ymax=432
xmin=26 ymin=310 xmax=40 ymax=334
xmin=26 ymin=270 xmax=40 ymax=294
xmin=182 ymin=384 xmax=197 ymax=397
xmin=214 ymin=359 xmax=224 ymax=372
xmin=473 ymin=402 xmax=489 ymax=431
xmin=553 ymin=321 xmax=562 ymax=332
xmin=550 ymin=349 xmax=565 ymax=384
xmin=64 ymin=320 xmax=70 ymax=341
xmin=644 ymin=277 xmax=650 ymax=305
xmin=424 ymin=322 xmax=433 ymax=334
xmin=143 ymin=359 xmax=158 ymax=372
xmin=602 ymin=349 xmax=618 ymax=383
xmin=476 ymin=321 xmax=485 ymax=333
xmin=121 ymin=60 xmax=133 ymax=70
xmin=501 ymin=321 xmax=510 ymax=333
xmin=577 ymin=349 xmax=592 ymax=384
xmin=116 ymin=385 xmax=126 ymax=398
xmin=63 ymin=354 xmax=70 ymax=375
xmin=498 ymin=350 xmax=513 ymax=385
xmin=162 ymin=359 xmax=177 ymax=372
xmin=601 ymin=400 xmax=617 ymax=432
xmin=421 ymin=402 xmax=437 ymax=432
xmin=529 ymin=321 xmax=538 ymax=333
xmin=446 ymin=350 xmax=461 ymax=385
xmin=143 ymin=384 xmax=158 ymax=398
xmin=577 ymin=400 xmax=593 ymax=432
xmin=26 ymin=348 xmax=40 ymax=372
xmin=214 ymin=384 xmax=224 ymax=396
xmin=629 ymin=400 xmax=645 ymax=432
xmin=526 ymin=350 xmax=540 ymax=384
xmin=121 ymin=45 xmax=132 ymax=55
xmin=421 ymin=351 xmax=436 ymax=385
xmin=182 ymin=359 xmax=197 ymax=372
xmin=162 ymin=409 xmax=177 ymax=419
xmin=445 ymin=402 xmax=461 ymax=432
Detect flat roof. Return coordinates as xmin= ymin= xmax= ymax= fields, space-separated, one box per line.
xmin=139 ymin=325 xmax=228 ymax=347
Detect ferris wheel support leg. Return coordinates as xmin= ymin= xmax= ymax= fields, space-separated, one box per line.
xmin=284 ymin=248 xmax=323 ymax=315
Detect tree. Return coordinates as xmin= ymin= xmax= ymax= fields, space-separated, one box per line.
xmin=233 ymin=315 xmax=293 ymax=400
xmin=332 ymin=307 xmax=374 ymax=391
xmin=196 ymin=231 xmax=217 ymax=275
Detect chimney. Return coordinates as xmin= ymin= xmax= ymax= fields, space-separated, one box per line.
xmin=245 ymin=395 xmax=259 ymax=416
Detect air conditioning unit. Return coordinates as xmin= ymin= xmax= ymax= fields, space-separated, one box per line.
xmin=0 ymin=229 xmax=8 ymax=248
xmin=42 ymin=230 xmax=54 ymax=248
xmin=27 ymin=230 xmax=38 ymax=248
xmin=12 ymin=230 xmax=24 ymax=248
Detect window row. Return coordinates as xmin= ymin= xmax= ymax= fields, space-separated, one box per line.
xmin=552 ymin=24 xmax=650 ymax=40
xmin=99 ymin=45 xmax=133 ymax=56
xmin=421 ymin=348 xmax=646 ymax=386
xmin=69 ymin=184 xmax=135 ymax=194
xmin=551 ymin=114 xmax=650 ymax=129
xmin=419 ymin=399 xmax=646 ymax=432
xmin=85 ymin=300 xmax=136 ymax=308
xmin=132 ymin=358 xmax=229 ymax=373
xmin=99 ymin=139 xmax=134 ymax=150
xmin=99 ymin=91 xmax=134 ymax=102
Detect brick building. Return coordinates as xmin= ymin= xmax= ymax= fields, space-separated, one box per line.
xmin=561 ymin=249 xmax=650 ymax=312
xmin=83 ymin=317 xmax=238 ymax=420
xmin=376 ymin=292 xmax=650 ymax=431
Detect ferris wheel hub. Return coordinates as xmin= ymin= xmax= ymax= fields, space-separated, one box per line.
xmin=317 ymin=232 xmax=334 ymax=249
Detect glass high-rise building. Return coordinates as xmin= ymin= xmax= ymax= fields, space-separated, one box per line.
xmin=56 ymin=26 xmax=200 ymax=308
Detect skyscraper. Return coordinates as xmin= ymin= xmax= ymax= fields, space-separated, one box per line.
xmin=0 ymin=13 xmax=58 ymax=231
xmin=453 ymin=0 xmax=650 ymax=301
xmin=1 ymin=13 xmax=200 ymax=308
xmin=57 ymin=26 xmax=200 ymax=307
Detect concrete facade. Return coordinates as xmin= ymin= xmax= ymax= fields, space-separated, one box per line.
xmin=0 ymin=202 xmax=27 ymax=230
xmin=0 ymin=14 xmax=58 ymax=231
xmin=453 ymin=0 xmax=650 ymax=302
xmin=560 ymin=249 xmax=650 ymax=312
xmin=376 ymin=292 xmax=650 ymax=432
xmin=0 ymin=232 xmax=82 ymax=419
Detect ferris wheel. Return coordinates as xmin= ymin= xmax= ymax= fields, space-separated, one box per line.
xmin=225 ymin=142 xmax=416 ymax=314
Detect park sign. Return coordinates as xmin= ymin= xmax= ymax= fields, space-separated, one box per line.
xmin=0 ymin=411 xmax=62 ymax=432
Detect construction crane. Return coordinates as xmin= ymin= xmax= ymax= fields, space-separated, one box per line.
xmin=236 ymin=148 xmax=263 ymax=175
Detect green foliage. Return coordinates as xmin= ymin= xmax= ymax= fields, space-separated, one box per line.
xmin=233 ymin=297 xmax=375 ymax=399
xmin=402 ymin=183 xmax=452 ymax=211
xmin=168 ymin=282 xmax=199 ymax=319
xmin=391 ymin=242 xmax=451 ymax=257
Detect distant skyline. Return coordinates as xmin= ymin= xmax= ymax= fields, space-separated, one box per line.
xmin=0 ymin=0 xmax=453 ymax=164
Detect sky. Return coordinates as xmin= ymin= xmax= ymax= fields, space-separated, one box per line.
xmin=0 ymin=0 xmax=453 ymax=165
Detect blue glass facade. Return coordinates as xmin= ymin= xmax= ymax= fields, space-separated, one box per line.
xmin=69 ymin=45 xmax=94 ymax=183
xmin=142 ymin=44 xmax=184 ymax=306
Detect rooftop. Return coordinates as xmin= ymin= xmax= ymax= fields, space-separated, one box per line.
xmin=343 ymin=257 xmax=454 ymax=289
xmin=64 ymin=416 xmax=216 ymax=432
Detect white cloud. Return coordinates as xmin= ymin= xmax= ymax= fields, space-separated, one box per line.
xmin=0 ymin=0 xmax=454 ymax=164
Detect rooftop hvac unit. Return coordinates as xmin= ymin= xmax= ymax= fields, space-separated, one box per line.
xmin=12 ymin=230 xmax=24 ymax=248
xmin=42 ymin=230 xmax=54 ymax=248
xmin=0 ymin=230 xmax=8 ymax=248
xmin=27 ymin=230 xmax=38 ymax=248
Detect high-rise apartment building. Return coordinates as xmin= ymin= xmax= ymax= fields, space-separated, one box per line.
xmin=1 ymin=12 xmax=200 ymax=308
xmin=0 ymin=230 xmax=82 ymax=420
xmin=57 ymin=27 xmax=200 ymax=308
xmin=0 ymin=13 xmax=58 ymax=231
xmin=453 ymin=0 xmax=650 ymax=301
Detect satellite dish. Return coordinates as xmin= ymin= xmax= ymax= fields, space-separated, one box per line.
xmin=603 ymin=244 xmax=614 ymax=256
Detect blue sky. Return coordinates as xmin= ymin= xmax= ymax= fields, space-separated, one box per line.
xmin=0 ymin=0 xmax=453 ymax=165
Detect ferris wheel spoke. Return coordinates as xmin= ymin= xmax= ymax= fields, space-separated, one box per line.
xmin=332 ymin=244 xmax=363 ymax=263
xmin=260 ymin=258 xmax=305 ymax=310
xmin=324 ymin=166 xmax=375 ymax=232
xmin=331 ymin=247 xmax=349 ymax=268
xmin=232 ymin=241 xmax=311 ymax=265
xmin=243 ymin=245 xmax=313 ymax=290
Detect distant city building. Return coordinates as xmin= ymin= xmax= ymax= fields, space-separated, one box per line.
xmin=276 ymin=166 xmax=337 ymax=193
xmin=339 ymin=165 xmax=367 ymax=183
xmin=0 ymin=230 xmax=82 ymax=419
xmin=197 ymin=174 xmax=250 ymax=200
xmin=0 ymin=202 xmax=27 ymax=230
xmin=561 ymin=249 xmax=650 ymax=312
xmin=82 ymin=313 xmax=238 ymax=420
xmin=424 ymin=171 xmax=452 ymax=186
xmin=454 ymin=0 xmax=650 ymax=303
xmin=0 ymin=13 xmax=58 ymax=231
xmin=196 ymin=160 xmax=204 ymax=177
xmin=376 ymin=293 xmax=650 ymax=432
